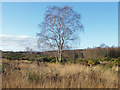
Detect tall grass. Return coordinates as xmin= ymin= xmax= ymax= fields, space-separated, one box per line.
xmin=2 ymin=59 xmax=118 ymax=88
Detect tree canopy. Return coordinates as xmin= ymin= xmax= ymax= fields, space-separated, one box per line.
xmin=37 ymin=6 xmax=83 ymax=62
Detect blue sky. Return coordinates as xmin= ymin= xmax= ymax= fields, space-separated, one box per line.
xmin=1 ymin=2 xmax=118 ymax=51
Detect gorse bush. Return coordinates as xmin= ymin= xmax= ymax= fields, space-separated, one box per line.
xmin=42 ymin=56 xmax=56 ymax=63
xmin=100 ymin=57 xmax=110 ymax=61
xmin=61 ymin=58 xmax=70 ymax=64
xmin=75 ymin=59 xmax=83 ymax=65
xmin=88 ymin=59 xmax=94 ymax=65
xmin=50 ymin=58 xmax=56 ymax=63
xmin=36 ymin=57 xmax=43 ymax=62
xmin=112 ymin=58 xmax=120 ymax=66
xmin=87 ymin=59 xmax=100 ymax=65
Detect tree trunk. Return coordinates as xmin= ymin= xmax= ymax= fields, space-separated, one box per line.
xmin=58 ymin=48 xmax=62 ymax=62
xmin=59 ymin=49 xmax=62 ymax=62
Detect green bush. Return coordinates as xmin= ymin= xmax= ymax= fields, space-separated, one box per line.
xmin=42 ymin=56 xmax=55 ymax=62
xmin=50 ymin=58 xmax=56 ymax=63
xmin=2 ymin=53 xmax=7 ymax=58
xmin=75 ymin=58 xmax=85 ymax=64
xmin=67 ymin=59 xmax=75 ymax=64
xmin=88 ymin=59 xmax=100 ymax=65
xmin=28 ymin=56 xmax=35 ymax=61
xmin=36 ymin=57 xmax=43 ymax=62
xmin=112 ymin=58 xmax=119 ymax=66
xmin=93 ymin=59 xmax=100 ymax=65
xmin=75 ymin=58 xmax=80 ymax=63
xmin=100 ymin=57 xmax=110 ymax=61
xmin=88 ymin=59 xmax=94 ymax=64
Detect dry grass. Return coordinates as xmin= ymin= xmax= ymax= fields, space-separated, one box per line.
xmin=2 ymin=59 xmax=118 ymax=88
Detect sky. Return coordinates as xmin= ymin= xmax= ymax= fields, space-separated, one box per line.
xmin=1 ymin=2 xmax=118 ymax=51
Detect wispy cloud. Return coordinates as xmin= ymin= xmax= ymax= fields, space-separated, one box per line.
xmin=0 ymin=34 xmax=39 ymax=51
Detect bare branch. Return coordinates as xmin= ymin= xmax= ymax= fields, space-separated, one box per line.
xmin=37 ymin=6 xmax=83 ymax=62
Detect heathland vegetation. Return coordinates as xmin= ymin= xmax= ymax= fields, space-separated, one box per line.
xmin=1 ymin=46 xmax=120 ymax=88
xmin=1 ymin=6 xmax=119 ymax=88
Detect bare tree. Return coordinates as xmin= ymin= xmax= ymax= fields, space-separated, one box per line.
xmin=37 ymin=6 xmax=83 ymax=62
xmin=100 ymin=43 xmax=107 ymax=48
xmin=25 ymin=47 xmax=33 ymax=54
xmin=25 ymin=47 xmax=30 ymax=53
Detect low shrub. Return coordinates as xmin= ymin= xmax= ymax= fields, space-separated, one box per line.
xmin=36 ymin=57 xmax=43 ymax=62
xmin=94 ymin=59 xmax=100 ymax=65
xmin=75 ymin=58 xmax=85 ymax=64
xmin=50 ymin=58 xmax=56 ymax=63
xmin=100 ymin=57 xmax=111 ymax=61
xmin=75 ymin=58 xmax=80 ymax=63
xmin=42 ymin=56 xmax=56 ymax=62
xmin=28 ymin=56 xmax=35 ymax=61
xmin=111 ymin=58 xmax=120 ymax=66
xmin=2 ymin=52 xmax=25 ymax=60
xmin=88 ymin=59 xmax=94 ymax=65
xmin=88 ymin=59 xmax=100 ymax=65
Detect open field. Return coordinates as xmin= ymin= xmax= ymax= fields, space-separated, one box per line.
xmin=1 ymin=2 xmax=119 ymax=89
xmin=2 ymin=58 xmax=118 ymax=88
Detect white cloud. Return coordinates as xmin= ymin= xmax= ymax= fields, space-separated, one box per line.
xmin=0 ymin=34 xmax=83 ymax=51
xmin=0 ymin=34 xmax=39 ymax=51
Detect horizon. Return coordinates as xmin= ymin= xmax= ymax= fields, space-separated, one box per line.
xmin=1 ymin=45 xmax=118 ymax=52
xmin=1 ymin=2 xmax=118 ymax=51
